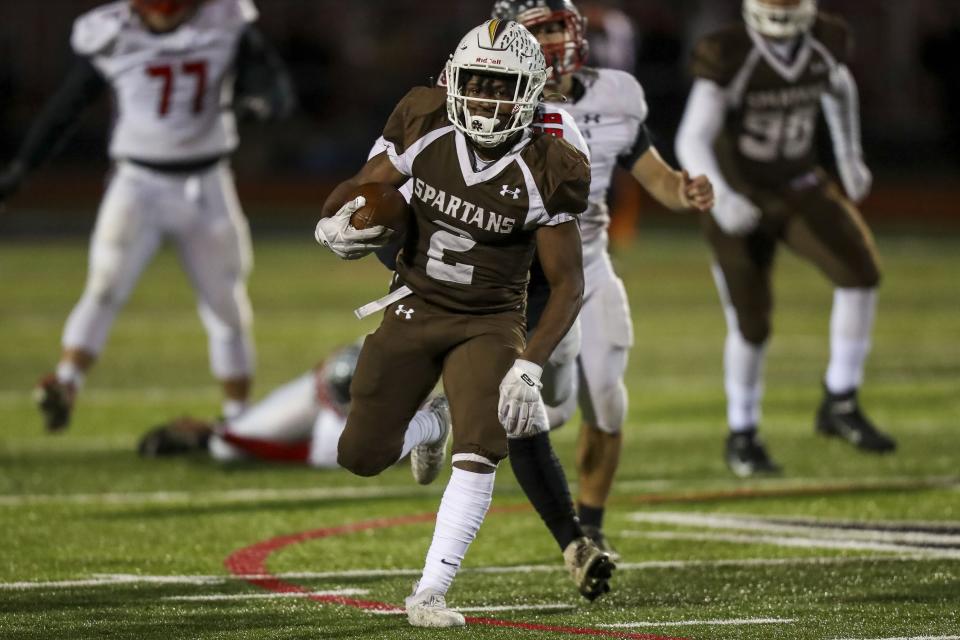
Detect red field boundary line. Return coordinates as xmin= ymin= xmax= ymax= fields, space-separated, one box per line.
xmin=224 ymin=508 xmax=687 ymax=640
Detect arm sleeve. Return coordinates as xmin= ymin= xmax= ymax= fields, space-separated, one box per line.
xmin=821 ymin=63 xmax=863 ymax=160
xmin=13 ymin=55 xmax=106 ymax=173
xmin=234 ymin=26 xmax=296 ymax=121
xmin=675 ymin=78 xmax=738 ymax=197
xmin=617 ymin=123 xmax=652 ymax=170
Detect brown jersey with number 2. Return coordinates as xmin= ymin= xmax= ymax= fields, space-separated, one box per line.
xmin=380 ymin=86 xmax=590 ymax=315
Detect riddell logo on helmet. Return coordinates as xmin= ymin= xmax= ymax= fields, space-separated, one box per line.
xmin=475 ymin=57 xmax=503 ymax=65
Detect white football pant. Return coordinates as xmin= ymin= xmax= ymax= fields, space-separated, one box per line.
xmin=62 ymin=160 xmax=255 ymax=380
xmin=542 ymin=252 xmax=632 ymax=434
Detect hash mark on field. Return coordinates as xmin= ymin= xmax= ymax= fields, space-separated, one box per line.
xmin=600 ymin=618 xmax=795 ymax=628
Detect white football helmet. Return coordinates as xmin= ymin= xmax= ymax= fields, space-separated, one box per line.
xmin=743 ymin=0 xmax=817 ymax=38
xmin=446 ymin=19 xmax=548 ymax=148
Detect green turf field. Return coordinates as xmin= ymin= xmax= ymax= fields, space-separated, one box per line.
xmin=1 ymin=228 xmax=958 ymax=639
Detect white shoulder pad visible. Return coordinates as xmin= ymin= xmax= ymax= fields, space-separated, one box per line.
xmin=70 ymin=1 xmax=127 ymax=57
xmin=599 ymin=68 xmax=648 ymax=124
xmin=200 ymin=0 xmax=258 ymax=28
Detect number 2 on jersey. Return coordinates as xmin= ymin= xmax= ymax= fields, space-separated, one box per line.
xmin=146 ymin=61 xmax=208 ymax=117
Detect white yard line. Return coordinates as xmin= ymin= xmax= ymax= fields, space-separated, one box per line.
xmin=622 ymin=530 xmax=960 ymax=559
xmin=2 ymin=475 xmax=954 ymax=508
xmin=0 ymin=484 xmax=441 ymax=507
xmin=600 ymin=618 xmax=795 ymax=628
xmin=0 ymin=555 xmax=944 ymax=591
xmin=369 ymin=604 xmax=576 ymax=615
xmin=628 ymin=512 xmax=960 ymax=546
xmin=164 ymin=589 xmax=369 ymax=601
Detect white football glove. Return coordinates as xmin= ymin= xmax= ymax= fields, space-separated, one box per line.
xmin=712 ymin=189 xmax=762 ymax=236
xmin=836 ymin=154 xmax=873 ymax=203
xmin=314 ymin=196 xmax=393 ymax=260
xmin=498 ymin=359 xmax=549 ymax=439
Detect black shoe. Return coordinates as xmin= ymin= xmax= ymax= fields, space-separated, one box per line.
xmin=725 ymin=429 xmax=782 ymax=478
xmin=581 ymin=524 xmax=622 ymax=563
xmin=33 ymin=374 xmax=75 ymax=432
xmin=138 ymin=417 xmax=213 ymax=457
xmin=816 ymin=387 xmax=896 ymax=453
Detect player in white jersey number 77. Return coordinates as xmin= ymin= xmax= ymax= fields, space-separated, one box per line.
xmin=0 ymin=0 xmax=294 ymax=431
xmin=492 ymin=0 xmax=715 ymax=560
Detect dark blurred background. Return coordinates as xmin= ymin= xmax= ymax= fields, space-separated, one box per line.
xmin=1 ymin=0 xmax=958 ymax=234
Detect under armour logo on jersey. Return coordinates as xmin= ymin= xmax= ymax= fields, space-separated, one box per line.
xmin=583 ymin=113 xmax=601 ymax=124
xmin=395 ymin=305 xmax=415 ymax=320
xmin=500 ymin=185 xmax=521 ymax=199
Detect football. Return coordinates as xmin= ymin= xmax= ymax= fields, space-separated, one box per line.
xmin=348 ymin=182 xmax=410 ymax=233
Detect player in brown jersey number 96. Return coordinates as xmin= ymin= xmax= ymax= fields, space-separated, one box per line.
xmin=315 ymin=19 xmax=591 ymax=628
xmin=676 ymin=0 xmax=896 ymax=477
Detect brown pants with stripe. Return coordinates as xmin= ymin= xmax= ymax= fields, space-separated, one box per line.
xmin=337 ymin=293 xmax=525 ymax=476
xmin=705 ymin=173 xmax=881 ymax=345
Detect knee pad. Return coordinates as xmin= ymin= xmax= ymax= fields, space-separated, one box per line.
xmin=580 ymin=379 xmax=626 ymax=435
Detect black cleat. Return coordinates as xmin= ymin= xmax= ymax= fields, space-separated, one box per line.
xmin=138 ymin=417 xmax=213 ymax=457
xmin=33 ymin=374 xmax=75 ymax=432
xmin=581 ymin=524 xmax=622 ymax=563
xmin=725 ymin=429 xmax=782 ymax=478
xmin=816 ymin=387 xmax=896 ymax=453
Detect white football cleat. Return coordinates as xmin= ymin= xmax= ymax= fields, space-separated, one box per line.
xmin=410 ymin=396 xmax=451 ymax=485
xmin=405 ymin=583 xmax=465 ymax=628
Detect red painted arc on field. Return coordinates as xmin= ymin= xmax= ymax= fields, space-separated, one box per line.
xmin=224 ymin=507 xmax=687 ymax=640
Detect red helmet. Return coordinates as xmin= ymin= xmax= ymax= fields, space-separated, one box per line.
xmin=491 ymin=0 xmax=589 ymax=77
xmin=131 ymin=0 xmax=199 ymax=18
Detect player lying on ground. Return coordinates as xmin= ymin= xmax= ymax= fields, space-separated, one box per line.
xmin=137 ymin=342 xmax=452 ymax=484
xmin=0 ymin=0 xmax=294 ymax=431
xmin=675 ymin=0 xmax=895 ymax=477
xmin=493 ymin=0 xmax=715 ymax=560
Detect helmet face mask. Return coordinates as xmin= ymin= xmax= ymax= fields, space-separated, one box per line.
xmin=446 ymin=20 xmax=547 ymax=148
xmin=743 ymin=0 xmax=817 ymax=39
xmin=131 ymin=0 xmax=199 ymax=33
xmin=320 ymin=342 xmax=363 ymax=409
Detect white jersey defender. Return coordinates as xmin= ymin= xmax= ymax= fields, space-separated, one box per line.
xmin=532 ymin=67 xmax=647 ymax=433
xmin=74 ymin=0 xmax=256 ymax=161
xmin=22 ymin=0 xmax=287 ymax=430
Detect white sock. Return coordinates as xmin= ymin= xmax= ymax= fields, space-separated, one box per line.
xmin=398 ymin=409 xmax=442 ymax=461
xmin=417 ymin=467 xmax=495 ymax=595
xmin=56 ymin=360 xmax=85 ymax=389
xmin=222 ymin=399 xmax=248 ymax=421
xmin=724 ymin=329 xmax=766 ymax=431
xmin=826 ymin=288 xmax=877 ymax=395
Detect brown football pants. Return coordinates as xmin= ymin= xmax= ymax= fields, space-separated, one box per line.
xmin=705 ymin=173 xmax=881 ymax=345
xmin=337 ymin=293 xmax=525 ymax=476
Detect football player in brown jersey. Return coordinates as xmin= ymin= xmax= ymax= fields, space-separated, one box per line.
xmin=315 ymin=20 xmax=601 ymax=627
xmin=676 ymin=0 xmax=896 ymax=477
xmin=493 ymin=0 xmax=715 ymax=562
